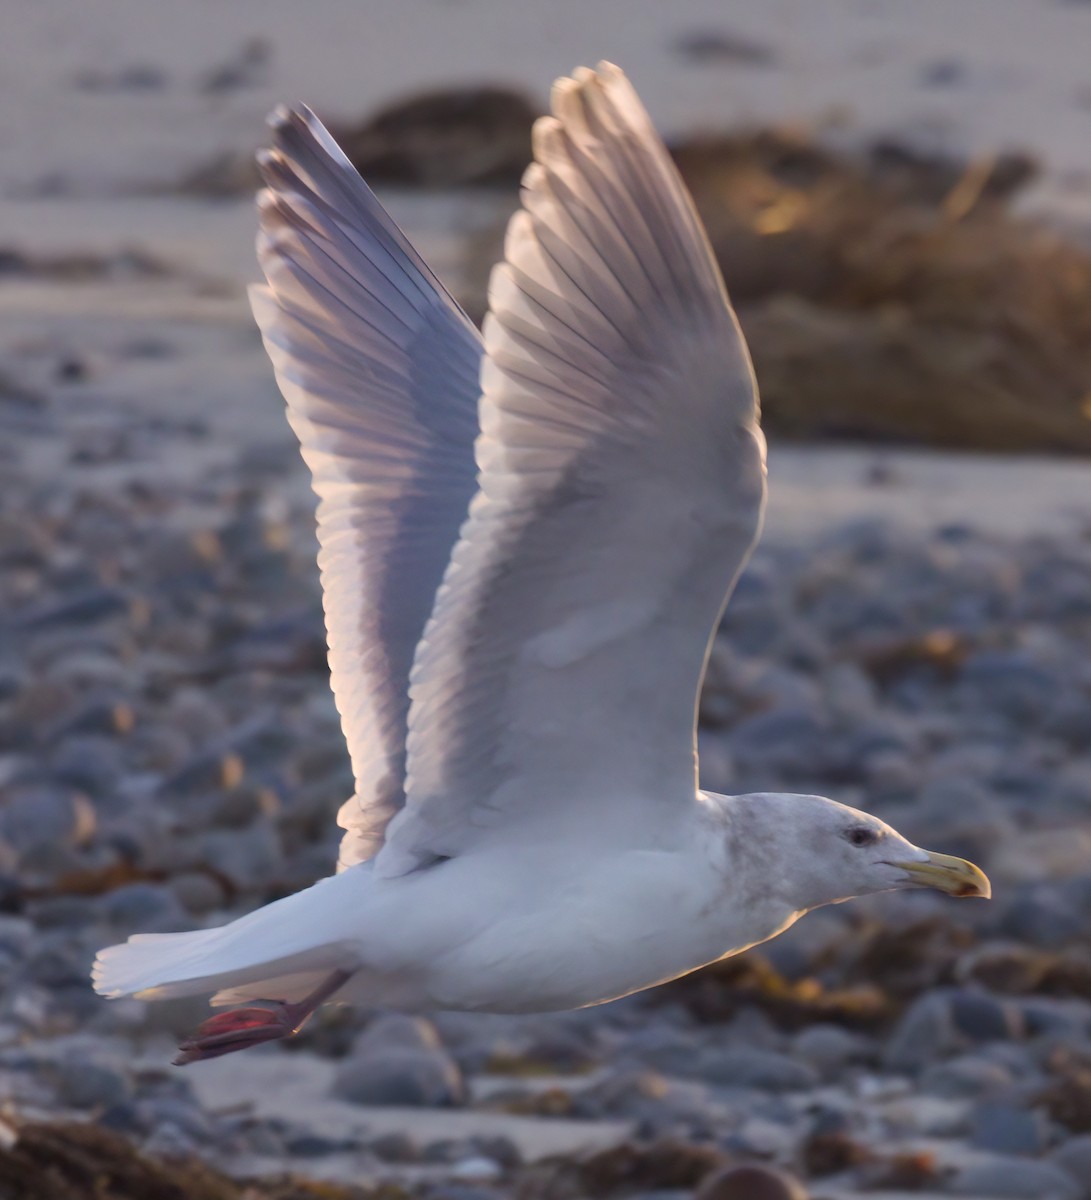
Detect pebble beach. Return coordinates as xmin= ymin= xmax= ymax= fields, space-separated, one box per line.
xmin=4 ymin=3 xmax=1091 ymax=1198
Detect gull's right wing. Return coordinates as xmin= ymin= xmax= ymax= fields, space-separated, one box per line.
xmin=381 ymin=64 xmax=766 ymax=876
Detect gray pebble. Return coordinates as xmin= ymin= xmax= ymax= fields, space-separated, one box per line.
xmin=727 ymin=705 xmax=828 ymax=775
xmin=1000 ymin=883 xmax=1088 ymax=948
xmin=449 ymin=1156 xmax=502 ymax=1182
xmin=957 ymin=651 xmax=1058 ymax=723
xmin=1023 ymin=997 xmax=1091 ymax=1041
xmin=358 ymin=1013 xmax=444 ymax=1052
xmin=333 ymin=1047 xmax=464 ymax=1107
xmin=427 ymin=1188 xmax=503 ymax=1200
xmin=49 ymin=734 xmax=123 ymax=798
xmin=141 ymin=1122 xmax=199 ymax=1162
xmin=15 ymin=587 xmax=129 ymax=632
xmin=700 ymin=1047 xmax=818 ymax=1091
xmin=54 ymin=1058 xmax=132 ymax=1109
xmin=0 ymin=785 xmax=91 ymax=856
xmin=167 ymin=870 xmax=228 ymax=915
xmin=951 ymin=1157 xmax=1081 ymax=1198
xmin=921 ymin=1054 xmax=1015 ymax=1098
xmin=368 ymin=1130 xmax=418 ymax=1162
xmin=791 ymin=1024 xmax=873 ymax=1073
xmin=970 ymin=1099 xmax=1049 ymax=1155
xmin=137 ymin=1096 xmax=214 ymax=1143
xmin=285 ymin=1131 xmax=355 ymax=1157
xmin=196 ymin=822 xmax=283 ymax=891
xmin=884 ymin=992 xmax=962 ymax=1071
xmin=99 ymin=883 xmax=190 ymax=933
xmin=1050 ymin=1133 xmax=1091 ymax=1190
xmin=950 ymin=988 xmax=1025 ymax=1043
xmin=335 ymin=1015 xmax=464 ymax=1107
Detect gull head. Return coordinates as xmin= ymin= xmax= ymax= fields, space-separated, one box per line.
xmin=724 ymin=792 xmax=991 ymax=914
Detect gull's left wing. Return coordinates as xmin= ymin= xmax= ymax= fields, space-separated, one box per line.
xmin=251 ymin=107 xmax=483 ymax=870
xmin=379 ymin=64 xmax=766 ymax=876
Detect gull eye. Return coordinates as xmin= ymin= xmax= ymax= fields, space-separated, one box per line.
xmin=847 ymin=826 xmax=877 ymax=848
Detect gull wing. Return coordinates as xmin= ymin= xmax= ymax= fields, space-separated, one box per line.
xmin=378 ymin=63 xmax=766 ymax=876
xmin=251 ymin=106 xmax=483 ymax=870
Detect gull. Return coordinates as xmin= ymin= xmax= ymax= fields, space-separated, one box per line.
xmin=93 ymin=63 xmax=989 ymax=1065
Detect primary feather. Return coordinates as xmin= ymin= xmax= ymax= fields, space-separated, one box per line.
xmin=250 ymin=106 xmax=483 ymax=869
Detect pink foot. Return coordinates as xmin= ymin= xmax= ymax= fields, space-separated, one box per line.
xmin=173 ymin=969 xmax=352 ymax=1066
xmin=174 ymin=1003 xmax=298 ymax=1065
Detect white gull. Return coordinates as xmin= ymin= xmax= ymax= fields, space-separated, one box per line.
xmin=93 ymin=63 xmax=989 ymax=1065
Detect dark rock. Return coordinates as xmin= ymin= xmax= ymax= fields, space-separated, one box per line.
xmin=696 ymin=1163 xmax=809 ymax=1200
xmin=332 ymin=86 xmax=539 ymax=187
xmin=676 ymin=30 xmax=776 ymax=67
xmin=199 ymin=37 xmax=270 ymax=94
xmin=428 ymin=1188 xmax=501 ymax=1200
xmin=577 ymin=1138 xmax=727 ymax=1196
xmin=0 ymin=1121 xmax=285 ymax=1198
xmin=1038 ymin=1056 xmax=1091 ymax=1133
xmin=284 ymin=1131 xmax=353 ymax=1157
xmin=73 ymin=64 xmax=168 ymax=92
xmin=368 ymin=1131 xmax=418 ymax=1162
xmin=920 ymin=58 xmax=966 ymax=87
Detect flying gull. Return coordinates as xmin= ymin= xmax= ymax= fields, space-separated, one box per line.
xmin=93 ymin=62 xmax=990 ymax=1065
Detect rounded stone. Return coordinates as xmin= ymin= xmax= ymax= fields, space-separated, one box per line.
xmin=449 ymin=1156 xmax=502 ymax=1182
xmin=883 ymin=993 xmax=961 ymax=1072
xmin=696 ymin=1164 xmax=809 ymax=1200
xmin=970 ymin=1099 xmax=1049 ymax=1155
xmin=701 ymin=1047 xmax=818 ymax=1091
xmin=54 ymin=1058 xmax=133 ymax=1110
xmin=358 ymin=1013 xmax=445 ymax=1052
xmin=98 ymin=883 xmax=190 ymax=933
xmin=921 ymin=1055 xmax=1014 ymax=1098
xmin=333 ymin=1045 xmax=465 ymax=1108
xmin=727 ymin=706 xmax=828 ymax=774
xmin=950 ymin=989 xmax=1025 ymax=1043
xmin=791 ymin=1024 xmax=873 ymax=1073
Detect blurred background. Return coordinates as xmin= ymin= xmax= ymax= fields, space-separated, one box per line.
xmin=3 ymin=2 xmax=1091 ymax=1198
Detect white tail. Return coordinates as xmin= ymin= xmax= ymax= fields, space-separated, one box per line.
xmin=92 ymin=874 xmax=359 ymax=1005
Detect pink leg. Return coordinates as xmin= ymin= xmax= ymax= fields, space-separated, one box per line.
xmin=173 ymin=969 xmax=352 ymax=1066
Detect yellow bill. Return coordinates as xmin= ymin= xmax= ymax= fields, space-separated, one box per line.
xmin=893 ymin=849 xmax=991 ymax=898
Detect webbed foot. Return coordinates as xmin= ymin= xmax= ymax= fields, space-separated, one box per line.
xmin=173 ymin=968 xmax=352 ymax=1065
